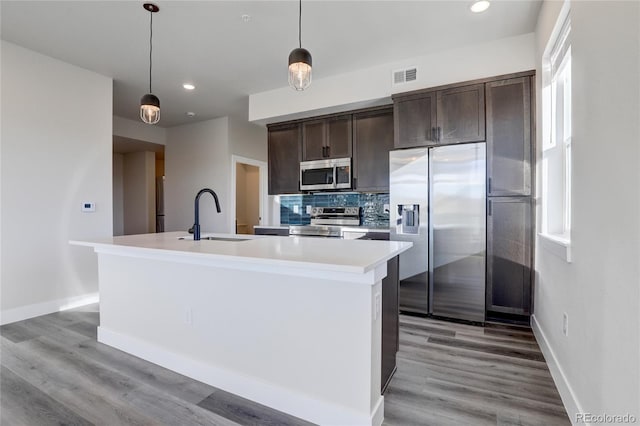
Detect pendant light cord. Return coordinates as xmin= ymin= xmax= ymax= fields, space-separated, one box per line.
xmin=149 ymin=9 xmax=153 ymax=93
xmin=298 ymin=0 xmax=302 ymax=48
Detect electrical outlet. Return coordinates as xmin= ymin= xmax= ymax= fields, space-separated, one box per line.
xmin=293 ymin=205 xmax=300 ymax=214
xmin=306 ymin=205 xmax=312 ymax=214
xmin=374 ymin=292 xmax=381 ymax=320
xmin=185 ymin=307 xmax=193 ymax=325
xmin=562 ymin=312 xmax=568 ymax=336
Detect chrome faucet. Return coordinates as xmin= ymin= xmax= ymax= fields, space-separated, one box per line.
xmin=192 ymin=188 xmax=221 ymax=241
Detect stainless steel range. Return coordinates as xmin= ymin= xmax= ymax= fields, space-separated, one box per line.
xmin=289 ymin=207 xmax=360 ymax=238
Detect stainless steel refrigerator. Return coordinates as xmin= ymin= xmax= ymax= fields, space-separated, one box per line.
xmin=390 ymin=143 xmax=486 ymax=322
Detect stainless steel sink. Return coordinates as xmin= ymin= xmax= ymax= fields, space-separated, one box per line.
xmin=178 ymin=236 xmax=250 ymax=242
xmin=201 ymin=237 xmax=250 ymax=242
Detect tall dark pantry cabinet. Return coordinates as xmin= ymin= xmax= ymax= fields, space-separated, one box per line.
xmin=485 ymin=74 xmax=535 ymax=322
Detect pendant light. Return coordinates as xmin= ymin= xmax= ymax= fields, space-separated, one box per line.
xmin=140 ymin=3 xmax=160 ymax=124
xmin=288 ymin=0 xmax=312 ymax=91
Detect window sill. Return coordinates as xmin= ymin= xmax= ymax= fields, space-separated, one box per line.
xmin=538 ymin=233 xmax=572 ymax=263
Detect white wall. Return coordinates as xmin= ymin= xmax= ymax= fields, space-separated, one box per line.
xmin=123 ymin=151 xmax=156 ymax=235
xmin=113 ymin=115 xmax=167 ymax=145
xmin=165 ymin=117 xmax=230 ymax=233
xmin=113 ymin=153 xmax=124 ymax=236
xmin=0 ymin=41 xmax=113 ymax=323
xmin=249 ymin=33 xmax=536 ymax=123
xmin=533 ymin=1 xmax=640 ymax=423
xmin=228 ymin=113 xmax=268 ymax=161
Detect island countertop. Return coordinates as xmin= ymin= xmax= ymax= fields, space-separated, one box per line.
xmin=71 ymin=231 xmax=412 ymax=278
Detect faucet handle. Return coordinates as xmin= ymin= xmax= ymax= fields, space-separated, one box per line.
xmin=188 ymin=226 xmax=194 ymax=234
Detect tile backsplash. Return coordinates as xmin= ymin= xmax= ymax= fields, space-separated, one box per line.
xmin=280 ymin=193 xmax=390 ymax=227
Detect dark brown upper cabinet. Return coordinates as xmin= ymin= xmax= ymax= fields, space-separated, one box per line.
xmin=437 ymin=83 xmax=485 ymax=145
xmin=393 ymin=83 xmax=485 ymax=148
xmin=268 ymin=123 xmax=301 ymax=195
xmin=393 ymin=91 xmax=437 ymax=148
xmin=302 ymin=115 xmax=352 ymax=161
xmin=486 ymin=77 xmax=532 ymax=196
xmin=353 ymin=108 xmax=394 ymax=192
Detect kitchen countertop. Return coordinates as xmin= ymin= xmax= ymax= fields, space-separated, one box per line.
xmin=71 ymin=231 xmax=410 ymax=276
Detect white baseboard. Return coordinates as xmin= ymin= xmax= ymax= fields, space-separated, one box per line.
xmin=0 ymin=292 xmax=99 ymax=325
xmin=531 ymin=314 xmax=583 ymax=426
xmin=98 ymin=326 xmax=383 ymax=426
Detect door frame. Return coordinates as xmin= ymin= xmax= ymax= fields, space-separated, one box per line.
xmin=230 ymin=155 xmax=268 ymax=234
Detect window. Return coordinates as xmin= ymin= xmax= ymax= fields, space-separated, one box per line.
xmin=541 ymin=13 xmax=572 ymax=255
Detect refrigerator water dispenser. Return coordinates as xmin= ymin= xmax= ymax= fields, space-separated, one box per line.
xmin=397 ymin=204 xmax=420 ymax=234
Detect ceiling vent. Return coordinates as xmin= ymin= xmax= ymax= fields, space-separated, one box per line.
xmin=392 ymin=67 xmax=418 ymax=85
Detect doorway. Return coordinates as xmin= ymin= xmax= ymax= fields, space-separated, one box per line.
xmin=112 ymin=136 xmax=165 ymax=236
xmin=231 ymin=156 xmax=268 ymax=234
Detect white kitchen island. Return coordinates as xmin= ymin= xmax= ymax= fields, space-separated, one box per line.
xmin=71 ymin=232 xmax=412 ymax=426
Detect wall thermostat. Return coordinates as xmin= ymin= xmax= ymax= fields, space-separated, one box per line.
xmin=82 ymin=202 xmax=95 ymax=212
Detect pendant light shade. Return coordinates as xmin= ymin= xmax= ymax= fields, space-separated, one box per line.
xmin=140 ymin=3 xmax=160 ymax=125
xmin=288 ymin=47 xmax=312 ymax=91
xmin=288 ymin=0 xmax=312 ymax=91
xmin=140 ymin=93 xmax=160 ymax=124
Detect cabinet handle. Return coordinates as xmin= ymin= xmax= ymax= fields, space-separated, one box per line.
xmin=322 ymin=146 xmax=326 ymax=157
xmin=488 ymin=177 xmax=492 ymax=194
xmin=353 ymin=177 xmax=357 ymax=189
xmin=431 ymin=127 xmax=435 ymax=141
xmin=326 ymin=145 xmax=330 ymax=157
xmin=488 ymin=200 xmax=492 ymax=216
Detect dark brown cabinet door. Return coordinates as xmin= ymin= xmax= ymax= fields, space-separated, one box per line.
xmin=301 ymin=119 xmax=326 ymax=161
xmin=268 ymin=124 xmax=301 ymax=195
xmin=487 ymin=197 xmax=532 ymax=315
xmin=353 ymin=108 xmax=394 ymax=192
xmin=326 ymin=115 xmax=352 ymax=158
xmin=302 ymin=116 xmax=352 ymax=160
xmin=436 ymin=83 xmax=485 ymax=144
xmin=394 ymin=92 xmax=437 ymax=148
xmin=486 ymin=77 xmax=532 ymax=196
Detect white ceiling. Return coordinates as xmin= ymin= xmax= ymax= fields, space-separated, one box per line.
xmin=1 ymin=1 xmax=542 ymax=128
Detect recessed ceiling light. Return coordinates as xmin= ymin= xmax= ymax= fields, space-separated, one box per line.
xmin=186 ymin=112 xmax=196 ymax=117
xmin=183 ymin=83 xmax=195 ymax=90
xmin=470 ymin=0 xmax=490 ymax=13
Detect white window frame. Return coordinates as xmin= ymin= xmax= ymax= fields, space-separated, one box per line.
xmin=540 ymin=6 xmax=572 ymax=263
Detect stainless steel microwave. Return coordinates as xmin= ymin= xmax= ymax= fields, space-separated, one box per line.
xmin=300 ymin=157 xmax=352 ymax=191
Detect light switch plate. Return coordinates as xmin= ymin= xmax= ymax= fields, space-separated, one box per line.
xmin=306 ymin=205 xmax=312 ymax=214
xmin=293 ymin=205 xmax=300 ymax=214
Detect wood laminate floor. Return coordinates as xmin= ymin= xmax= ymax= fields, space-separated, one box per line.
xmin=0 ymin=304 xmax=570 ymax=426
